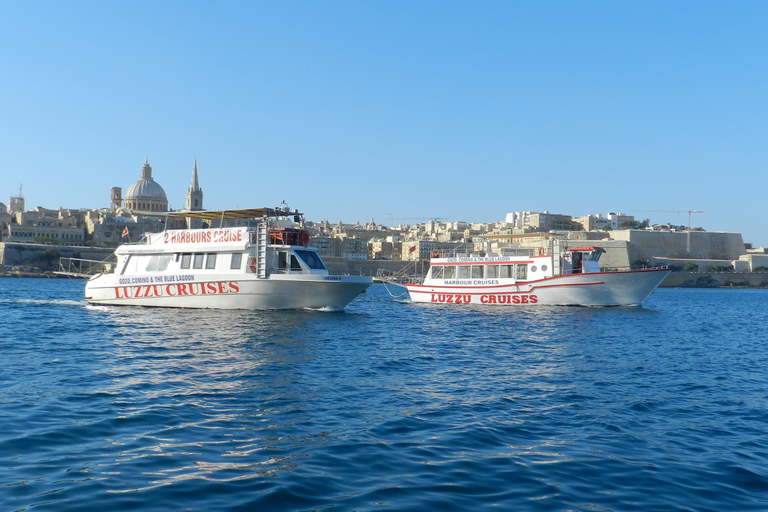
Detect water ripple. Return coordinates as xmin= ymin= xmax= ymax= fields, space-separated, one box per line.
xmin=2 ymin=280 xmax=768 ymax=510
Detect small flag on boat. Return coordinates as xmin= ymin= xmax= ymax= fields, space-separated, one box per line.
xmin=122 ymin=227 xmax=129 ymax=237
xmin=409 ymin=245 xmax=416 ymax=252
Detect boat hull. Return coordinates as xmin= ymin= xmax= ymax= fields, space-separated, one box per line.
xmin=406 ymin=268 xmax=670 ymax=307
xmin=85 ymin=274 xmax=372 ymax=310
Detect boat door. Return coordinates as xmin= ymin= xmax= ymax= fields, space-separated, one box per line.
xmin=276 ymin=250 xmax=304 ymax=274
xmin=572 ymin=252 xmax=583 ymax=273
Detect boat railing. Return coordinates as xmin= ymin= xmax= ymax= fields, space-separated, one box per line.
xmin=560 ymin=264 xmax=670 ymax=275
xmin=267 ymin=228 xmax=310 ymax=246
xmin=54 ymin=256 xmax=117 ymax=279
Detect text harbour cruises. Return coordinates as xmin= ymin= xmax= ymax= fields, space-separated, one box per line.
xmin=62 ymin=206 xmax=372 ymax=310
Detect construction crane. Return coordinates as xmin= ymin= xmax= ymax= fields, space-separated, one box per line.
xmin=629 ymin=210 xmax=705 ymax=230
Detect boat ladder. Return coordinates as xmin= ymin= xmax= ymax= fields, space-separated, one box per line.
xmin=257 ymin=223 xmax=268 ymax=278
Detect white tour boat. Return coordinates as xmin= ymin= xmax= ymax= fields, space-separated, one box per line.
xmin=62 ymin=207 xmax=372 ymax=310
xmin=393 ymin=242 xmax=670 ymax=307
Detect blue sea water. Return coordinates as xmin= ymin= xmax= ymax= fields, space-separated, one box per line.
xmin=1 ymin=278 xmax=767 ymax=511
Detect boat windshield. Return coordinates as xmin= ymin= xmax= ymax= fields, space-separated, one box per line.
xmin=295 ymin=250 xmax=327 ymax=270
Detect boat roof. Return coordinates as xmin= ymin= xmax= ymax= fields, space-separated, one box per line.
xmin=167 ymin=207 xmax=302 ymax=221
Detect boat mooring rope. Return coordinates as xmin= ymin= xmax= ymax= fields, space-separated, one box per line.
xmin=382 ymin=281 xmax=409 ymax=299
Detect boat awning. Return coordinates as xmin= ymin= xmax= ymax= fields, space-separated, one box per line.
xmin=167 ymin=208 xmax=303 ymax=221
xmin=567 ymin=246 xmax=605 ymax=252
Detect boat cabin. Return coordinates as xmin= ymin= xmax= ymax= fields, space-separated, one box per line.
xmin=561 ymin=246 xmax=604 ymax=274
xmin=423 ymin=246 xmax=607 ymax=285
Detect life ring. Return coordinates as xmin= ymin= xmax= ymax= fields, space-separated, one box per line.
xmin=249 ymin=258 xmax=258 ymax=273
xmin=268 ymin=228 xmax=283 ymax=244
xmin=431 ymin=250 xmax=440 ymax=258
xmin=300 ymin=231 xmax=310 ymax=246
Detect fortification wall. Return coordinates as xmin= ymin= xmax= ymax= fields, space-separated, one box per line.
xmin=0 ymin=243 xmax=113 ymax=266
xmin=609 ymin=230 xmax=746 ymax=260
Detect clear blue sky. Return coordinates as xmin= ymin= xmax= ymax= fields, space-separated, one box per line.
xmin=2 ymin=1 xmax=766 ymax=245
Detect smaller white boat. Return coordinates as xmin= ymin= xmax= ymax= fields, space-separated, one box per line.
xmin=60 ymin=206 xmax=372 ymax=310
xmin=388 ymin=242 xmax=670 ymax=307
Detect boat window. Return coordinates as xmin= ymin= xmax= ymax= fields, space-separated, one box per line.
xmin=295 ymin=250 xmax=327 ymax=270
xmin=145 ymin=255 xmax=171 ymax=272
xmin=230 ymin=253 xmax=242 ymax=269
xmin=193 ymin=254 xmax=204 ymax=269
xmin=123 ymin=255 xmax=140 ymax=275
xmin=486 ymin=265 xmax=499 ymax=278
xmin=457 ymin=266 xmax=470 ymax=279
xmin=278 ymin=251 xmax=287 ymax=271
xmin=180 ymin=253 xmax=192 ymax=269
xmin=444 ymin=266 xmax=456 ymax=279
xmin=500 ymin=265 xmax=514 ymax=278
xmin=516 ymin=265 xmax=527 ymax=280
xmin=430 ymin=266 xmax=444 ymax=279
xmin=120 ymin=255 xmax=133 ymax=275
xmin=205 ymin=254 xmax=217 ymax=269
xmin=541 ymin=264 xmax=548 ymax=272
xmin=531 ymin=266 xmax=537 ymax=273
xmin=290 ymin=255 xmax=302 ymax=271
xmin=471 ymin=265 xmax=483 ymax=279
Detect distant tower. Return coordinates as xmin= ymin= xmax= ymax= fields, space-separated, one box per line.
xmin=110 ymin=187 xmax=123 ymax=212
xmin=9 ymin=184 xmax=25 ymax=214
xmin=185 ymin=159 xmax=204 ymax=229
xmin=185 ymin=158 xmax=204 ymax=211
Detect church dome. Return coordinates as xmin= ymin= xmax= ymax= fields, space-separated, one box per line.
xmin=123 ymin=158 xmax=169 ymax=214
xmin=125 ymin=158 xmax=167 ymax=201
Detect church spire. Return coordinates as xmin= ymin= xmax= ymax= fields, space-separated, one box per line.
xmin=186 ymin=158 xmax=203 ymax=212
xmin=190 ymin=158 xmax=200 ymax=192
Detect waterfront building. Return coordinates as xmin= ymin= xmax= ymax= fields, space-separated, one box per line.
xmin=3 ymin=224 xmax=86 ymax=246
xmin=607 ymin=212 xmax=635 ymax=230
xmin=341 ymin=236 xmax=368 ymax=260
xmin=2 ymin=207 xmax=86 ymax=246
xmin=574 ymin=214 xmax=611 ymax=231
xmin=84 ymin=209 xmax=165 ymax=246
xmin=9 ymin=185 xmax=25 ymax=214
xmin=368 ymin=237 xmax=403 ymax=260
xmin=505 ymin=211 xmax=573 ymax=232
xmin=0 ymin=203 xmax=11 ymax=229
xmin=311 ymin=235 xmax=341 ymax=258
xmin=402 ymin=239 xmax=437 ymax=261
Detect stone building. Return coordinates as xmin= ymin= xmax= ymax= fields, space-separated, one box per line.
xmin=2 ymin=207 xmax=86 ymax=245
xmin=505 ymin=211 xmax=573 ymax=232
xmin=9 ymin=185 xmax=25 ymax=214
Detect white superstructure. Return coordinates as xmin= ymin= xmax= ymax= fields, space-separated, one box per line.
xmin=398 ymin=242 xmax=670 ymax=307
xmin=71 ymin=207 xmax=372 ymax=310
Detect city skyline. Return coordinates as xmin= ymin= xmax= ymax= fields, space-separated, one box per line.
xmin=2 ymin=1 xmax=766 ymax=245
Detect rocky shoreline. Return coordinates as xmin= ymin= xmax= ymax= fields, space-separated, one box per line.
xmin=0 ymin=269 xmax=74 ymax=279
xmin=660 ymin=272 xmax=768 ymax=289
